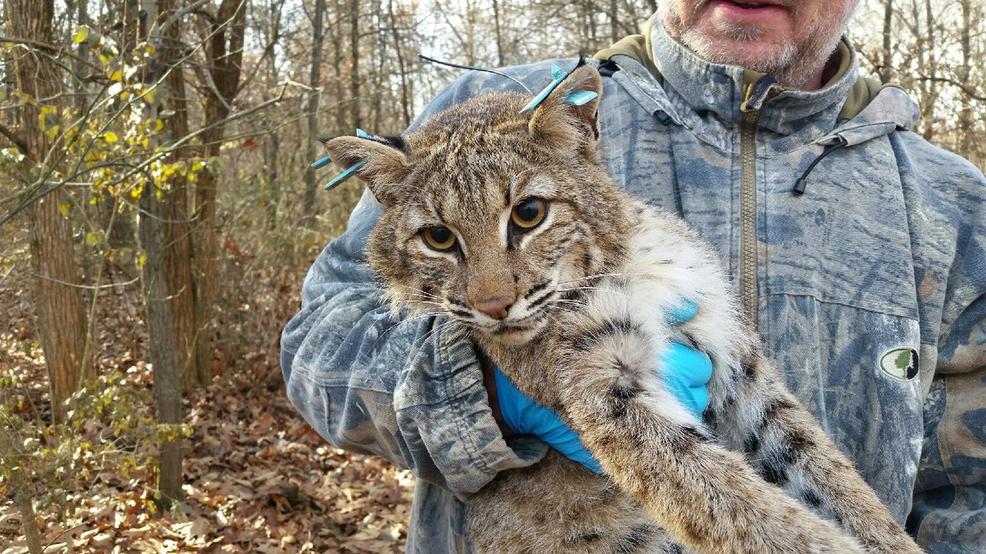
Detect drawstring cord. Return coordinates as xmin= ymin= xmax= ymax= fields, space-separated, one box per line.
xmin=792 ymin=137 xmax=849 ymax=196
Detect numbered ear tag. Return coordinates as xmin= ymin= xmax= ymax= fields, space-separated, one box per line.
xmin=310 ymin=155 xmax=333 ymax=169
xmin=312 ymin=128 xmax=382 ymax=190
xmin=323 ymin=159 xmax=367 ymax=191
xmin=563 ymin=90 xmax=597 ymax=106
xmin=520 ymin=61 xmax=596 ymax=113
xmin=519 ymin=64 xmax=569 ymax=114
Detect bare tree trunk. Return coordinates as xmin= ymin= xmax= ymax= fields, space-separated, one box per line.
xmin=303 ymin=0 xmax=326 ymax=216
xmin=264 ymin=0 xmax=283 ymax=226
xmin=609 ymin=0 xmax=619 ymax=44
xmin=191 ymin=0 xmax=246 ymax=387
xmin=7 ymin=0 xmax=91 ymax=425
xmin=957 ymin=0 xmax=975 ymax=157
xmin=137 ymin=0 xmax=186 ymax=509
xmin=349 ymin=0 xmax=361 ymax=130
xmin=388 ymin=0 xmax=412 ymax=127
xmin=492 ymin=0 xmax=505 ymax=66
xmin=881 ymin=0 xmax=894 ymax=83
xmin=921 ymin=0 xmax=938 ymax=141
xmin=371 ymin=2 xmax=386 ymax=132
xmin=138 ymin=177 xmax=185 ymax=511
xmin=332 ymin=0 xmax=346 ymax=133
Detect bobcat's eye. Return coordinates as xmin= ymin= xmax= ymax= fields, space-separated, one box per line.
xmin=511 ymin=198 xmax=547 ymax=230
xmin=421 ymin=226 xmax=457 ymax=251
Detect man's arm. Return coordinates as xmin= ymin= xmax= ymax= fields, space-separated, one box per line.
xmin=903 ymin=140 xmax=986 ymax=552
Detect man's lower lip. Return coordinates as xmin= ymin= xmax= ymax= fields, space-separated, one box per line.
xmin=706 ymin=0 xmax=788 ymax=24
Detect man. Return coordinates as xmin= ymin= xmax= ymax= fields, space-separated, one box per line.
xmin=281 ymin=1 xmax=986 ymax=552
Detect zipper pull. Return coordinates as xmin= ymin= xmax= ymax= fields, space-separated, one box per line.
xmin=740 ymin=74 xmax=777 ymax=113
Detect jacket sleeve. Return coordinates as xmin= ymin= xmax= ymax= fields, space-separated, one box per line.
xmin=279 ymin=77 xmax=545 ymax=496
xmin=907 ymin=149 xmax=986 ymax=552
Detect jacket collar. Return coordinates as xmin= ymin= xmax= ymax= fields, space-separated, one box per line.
xmin=646 ymin=16 xmax=857 ymax=135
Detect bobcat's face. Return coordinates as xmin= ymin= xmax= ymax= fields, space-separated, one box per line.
xmin=325 ymin=67 xmax=630 ymax=345
xmin=375 ymin=160 xmax=609 ymax=345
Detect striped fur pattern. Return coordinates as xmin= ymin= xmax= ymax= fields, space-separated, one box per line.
xmin=323 ymin=65 xmax=921 ymax=553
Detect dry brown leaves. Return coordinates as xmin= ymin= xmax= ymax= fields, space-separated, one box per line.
xmin=0 ymin=252 xmax=414 ymax=553
xmin=1 ymin=363 xmax=414 ymax=554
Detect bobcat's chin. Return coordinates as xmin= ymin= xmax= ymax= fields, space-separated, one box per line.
xmin=477 ymin=318 xmax=548 ymax=347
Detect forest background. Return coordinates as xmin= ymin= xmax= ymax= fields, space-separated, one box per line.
xmin=1 ymin=0 xmax=984 ymax=552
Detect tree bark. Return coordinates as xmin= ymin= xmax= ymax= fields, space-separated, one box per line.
xmin=349 ymin=0 xmax=361 ymax=130
xmin=303 ymin=0 xmax=326 ymax=216
xmin=492 ymin=0 xmax=505 ymax=67
xmin=137 ymin=0 xmax=187 ymax=509
xmin=957 ymin=0 xmax=975 ymax=158
xmin=191 ymin=0 xmax=246 ymax=388
xmin=388 ymin=0 xmax=412 ymax=127
xmin=880 ymin=0 xmax=894 ymax=83
xmin=7 ymin=0 xmax=91 ymax=424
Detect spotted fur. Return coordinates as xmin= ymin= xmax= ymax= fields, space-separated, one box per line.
xmin=323 ymin=65 xmax=922 ymax=553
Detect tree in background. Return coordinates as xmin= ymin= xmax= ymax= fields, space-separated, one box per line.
xmin=5 ymin=0 xmax=91 ymax=425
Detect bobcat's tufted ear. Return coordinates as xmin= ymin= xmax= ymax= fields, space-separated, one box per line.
xmin=527 ymin=63 xmax=603 ymax=153
xmin=322 ymin=135 xmax=411 ymax=207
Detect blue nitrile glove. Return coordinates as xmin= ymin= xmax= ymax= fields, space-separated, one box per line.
xmin=493 ymin=299 xmax=713 ymax=474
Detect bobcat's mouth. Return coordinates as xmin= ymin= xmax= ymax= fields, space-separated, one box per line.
xmin=488 ymin=317 xmax=549 ymax=345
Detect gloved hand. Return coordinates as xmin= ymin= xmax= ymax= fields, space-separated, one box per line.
xmin=492 ymin=299 xmax=713 ymax=474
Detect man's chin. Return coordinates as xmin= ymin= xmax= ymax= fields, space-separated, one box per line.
xmin=681 ymin=26 xmax=796 ymax=74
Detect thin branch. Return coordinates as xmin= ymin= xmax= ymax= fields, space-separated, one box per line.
xmin=916 ymin=74 xmax=986 ymax=102
xmin=0 ymin=123 xmax=30 ymax=158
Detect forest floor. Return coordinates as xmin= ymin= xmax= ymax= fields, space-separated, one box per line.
xmin=0 ymin=251 xmax=413 ymax=553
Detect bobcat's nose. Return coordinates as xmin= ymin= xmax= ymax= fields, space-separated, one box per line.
xmin=474 ymin=294 xmax=515 ymax=320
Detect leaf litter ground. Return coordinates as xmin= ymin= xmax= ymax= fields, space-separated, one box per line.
xmin=0 ymin=253 xmax=413 ymax=553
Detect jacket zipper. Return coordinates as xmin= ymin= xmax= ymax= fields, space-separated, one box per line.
xmin=739 ymin=109 xmax=760 ymax=329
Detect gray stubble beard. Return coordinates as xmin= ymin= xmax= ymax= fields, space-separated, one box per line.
xmin=662 ymin=1 xmax=858 ymax=89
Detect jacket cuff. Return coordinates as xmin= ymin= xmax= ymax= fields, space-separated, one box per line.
xmin=395 ymin=323 xmax=547 ymax=495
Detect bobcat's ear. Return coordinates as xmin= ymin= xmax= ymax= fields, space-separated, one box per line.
xmin=322 ymin=135 xmax=410 ymax=207
xmin=527 ymin=63 xmax=603 ymax=152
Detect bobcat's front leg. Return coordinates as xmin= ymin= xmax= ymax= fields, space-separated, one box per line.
xmin=551 ymin=315 xmax=862 ymax=553
xmin=709 ymin=352 xmax=923 ymax=553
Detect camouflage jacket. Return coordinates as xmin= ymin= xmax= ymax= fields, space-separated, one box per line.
xmin=280 ymin=19 xmax=986 ymax=553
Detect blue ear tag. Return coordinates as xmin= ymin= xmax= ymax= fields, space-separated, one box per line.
xmin=310 ymin=155 xmax=333 ymax=169
xmin=563 ymin=90 xmax=597 ymax=106
xmin=323 ymin=159 xmax=367 ymax=191
xmin=519 ymin=64 xmax=571 ymax=114
xmin=356 ymin=128 xmax=383 ymax=141
xmin=316 ymin=128 xmax=385 ymax=190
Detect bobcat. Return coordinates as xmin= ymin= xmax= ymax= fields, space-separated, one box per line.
xmin=322 ymin=64 xmax=923 ymax=553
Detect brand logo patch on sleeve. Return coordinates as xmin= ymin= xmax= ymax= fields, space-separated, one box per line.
xmin=879 ymin=347 xmax=919 ymax=381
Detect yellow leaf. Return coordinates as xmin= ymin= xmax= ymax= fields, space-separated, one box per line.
xmin=103 ymin=131 xmax=118 ymax=144
xmin=98 ymin=53 xmax=111 ymax=65
xmin=143 ymin=87 xmax=157 ymax=105
xmin=58 ymin=200 xmax=71 ymax=217
xmin=73 ymin=25 xmax=90 ymax=44
xmin=137 ymin=253 xmax=147 ymax=268
xmin=110 ymin=69 xmax=123 ymax=82
xmin=85 ymin=232 xmax=98 ymax=246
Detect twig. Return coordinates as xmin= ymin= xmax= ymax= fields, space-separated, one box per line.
xmin=0 ymin=123 xmax=30 ymax=158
